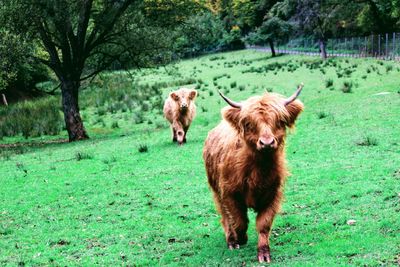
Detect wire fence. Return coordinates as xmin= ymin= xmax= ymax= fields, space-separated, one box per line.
xmin=249 ymin=33 xmax=400 ymax=60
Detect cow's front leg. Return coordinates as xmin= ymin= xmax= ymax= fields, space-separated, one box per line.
xmin=220 ymin=195 xmax=248 ymax=249
xmin=255 ymin=200 xmax=281 ymax=263
xmin=172 ymin=127 xmax=177 ymax=142
xmin=183 ymin=126 xmax=189 ymax=143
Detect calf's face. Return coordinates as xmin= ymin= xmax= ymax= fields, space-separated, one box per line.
xmin=170 ymin=89 xmax=197 ymax=113
xmin=221 ymin=85 xmax=304 ymax=152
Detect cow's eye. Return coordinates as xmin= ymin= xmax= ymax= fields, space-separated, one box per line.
xmin=243 ymin=121 xmax=253 ymax=131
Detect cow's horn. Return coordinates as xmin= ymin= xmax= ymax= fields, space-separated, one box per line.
xmin=218 ymin=90 xmax=242 ymax=109
xmin=284 ymin=83 xmax=304 ymax=106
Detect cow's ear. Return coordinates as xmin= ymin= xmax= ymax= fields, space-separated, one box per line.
xmin=170 ymin=92 xmax=180 ymax=101
xmin=285 ymin=99 xmax=304 ymax=128
xmin=189 ymin=90 xmax=197 ymax=100
xmin=222 ymin=106 xmax=241 ymax=131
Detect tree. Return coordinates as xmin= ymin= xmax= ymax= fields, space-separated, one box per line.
xmin=353 ymin=0 xmax=400 ymax=34
xmin=291 ymin=0 xmax=341 ymax=59
xmin=174 ymin=12 xmax=226 ymax=57
xmin=1 ymin=0 xmax=195 ymax=141
xmin=258 ymin=17 xmax=292 ymax=57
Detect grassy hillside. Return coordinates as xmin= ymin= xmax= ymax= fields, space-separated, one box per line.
xmin=1 ymin=50 xmax=399 ymax=266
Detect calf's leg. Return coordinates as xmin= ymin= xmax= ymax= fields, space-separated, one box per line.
xmin=183 ymin=126 xmax=189 ymax=143
xmin=172 ymin=127 xmax=177 ymax=142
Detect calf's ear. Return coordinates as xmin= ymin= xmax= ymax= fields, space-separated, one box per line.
xmin=222 ymin=106 xmax=241 ymax=131
xmin=170 ymin=92 xmax=180 ymax=101
xmin=189 ymin=90 xmax=197 ymax=100
xmin=285 ymin=99 xmax=304 ymax=128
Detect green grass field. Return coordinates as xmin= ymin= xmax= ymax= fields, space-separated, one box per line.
xmin=1 ymin=50 xmax=399 ymax=266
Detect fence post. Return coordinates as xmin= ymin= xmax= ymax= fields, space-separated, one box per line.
xmin=393 ymin=33 xmax=396 ymax=59
xmin=385 ymin=33 xmax=388 ymax=59
xmin=1 ymin=94 xmax=8 ymax=106
xmin=364 ymin=36 xmax=367 ymax=57
xmin=372 ymin=34 xmax=375 ymax=57
xmin=378 ymin=34 xmax=381 ymax=58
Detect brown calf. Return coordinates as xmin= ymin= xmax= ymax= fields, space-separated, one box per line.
xmin=203 ymin=84 xmax=304 ymax=262
xmin=163 ymin=88 xmax=197 ymax=145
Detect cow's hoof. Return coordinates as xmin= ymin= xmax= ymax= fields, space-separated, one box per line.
xmin=257 ymin=245 xmax=271 ymax=263
xmin=228 ymin=242 xmax=240 ymax=250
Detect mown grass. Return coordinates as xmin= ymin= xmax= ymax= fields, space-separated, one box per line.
xmin=1 ymin=50 xmax=399 ymax=266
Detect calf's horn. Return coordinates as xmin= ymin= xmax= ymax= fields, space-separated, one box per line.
xmin=218 ymin=90 xmax=242 ymax=109
xmin=284 ymin=83 xmax=304 ymax=106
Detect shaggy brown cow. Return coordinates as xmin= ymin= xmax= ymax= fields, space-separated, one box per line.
xmin=163 ymin=88 xmax=197 ymax=145
xmin=203 ymin=84 xmax=304 ymax=263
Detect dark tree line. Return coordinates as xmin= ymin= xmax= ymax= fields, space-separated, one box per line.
xmin=1 ymin=0 xmax=400 ymax=141
xmin=207 ymin=0 xmax=400 ymax=59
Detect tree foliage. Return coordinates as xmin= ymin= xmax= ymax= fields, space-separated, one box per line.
xmin=0 ymin=30 xmax=48 ymax=97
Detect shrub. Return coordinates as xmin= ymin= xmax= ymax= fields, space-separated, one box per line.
xmin=133 ymin=112 xmax=144 ymax=124
xmin=111 ymin=121 xmax=119 ymax=129
xmin=341 ymin=81 xmax=353 ymax=93
xmin=0 ymin=96 xmax=63 ymax=139
xmin=356 ymin=136 xmax=378 ymax=146
xmin=102 ymin=156 xmax=117 ymax=164
xmin=230 ymin=81 xmax=237 ymax=88
xmin=238 ymin=85 xmax=245 ymax=91
xmin=75 ymin=151 xmax=93 ymax=161
xmin=325 ymin=79 xmax=334 ymax=88
xmin=87 ymin=75 xmax=195 ymax=116
xmin=138 ymin=144 xmax=148 ymax=153
xmin=386 ymin=65 xmax=393 ymax=72
xmin=316 ymin=111 xmax=329 ymax=119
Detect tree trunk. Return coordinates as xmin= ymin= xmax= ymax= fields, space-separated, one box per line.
xmin=61 ymin=79 xmax=89 ymax=142
xmin=319 ymin=39 xmax=327 ymax=59
xmin=268 ymin=40 xmax=276 ymax=57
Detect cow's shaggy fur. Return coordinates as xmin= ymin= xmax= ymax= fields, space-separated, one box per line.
xmin=203 ymin=89 xmax=304 ymax=262
xmin=163 ymin=88 xmax=197 ymax=145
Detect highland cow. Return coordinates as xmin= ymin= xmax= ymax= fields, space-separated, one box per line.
xmin=163 ymin=88 xmax=197 ymax=145
xmin=203 ymin=84 xmax=304 ymax=263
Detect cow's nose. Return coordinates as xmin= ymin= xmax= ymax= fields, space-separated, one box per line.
xmin=258 ymin=137 xmax=275 ymax=148
xmin=181 ymin=103 xmax=188 ymax=108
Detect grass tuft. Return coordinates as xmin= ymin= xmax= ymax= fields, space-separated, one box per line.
xmin=316 ymin=111 xmax=329 ymax=119
xmin=356 ymin=136 xmax=378 ymax=146
xmin=341 ymin=81 xmax=353 ymax=93
xmin=325 ymin=78 xmax=334 ymax=88
xmin=138 ymin=144 xmax=148 ymax=153
xmin=75 ymin=151 xmax=93 ymax=161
